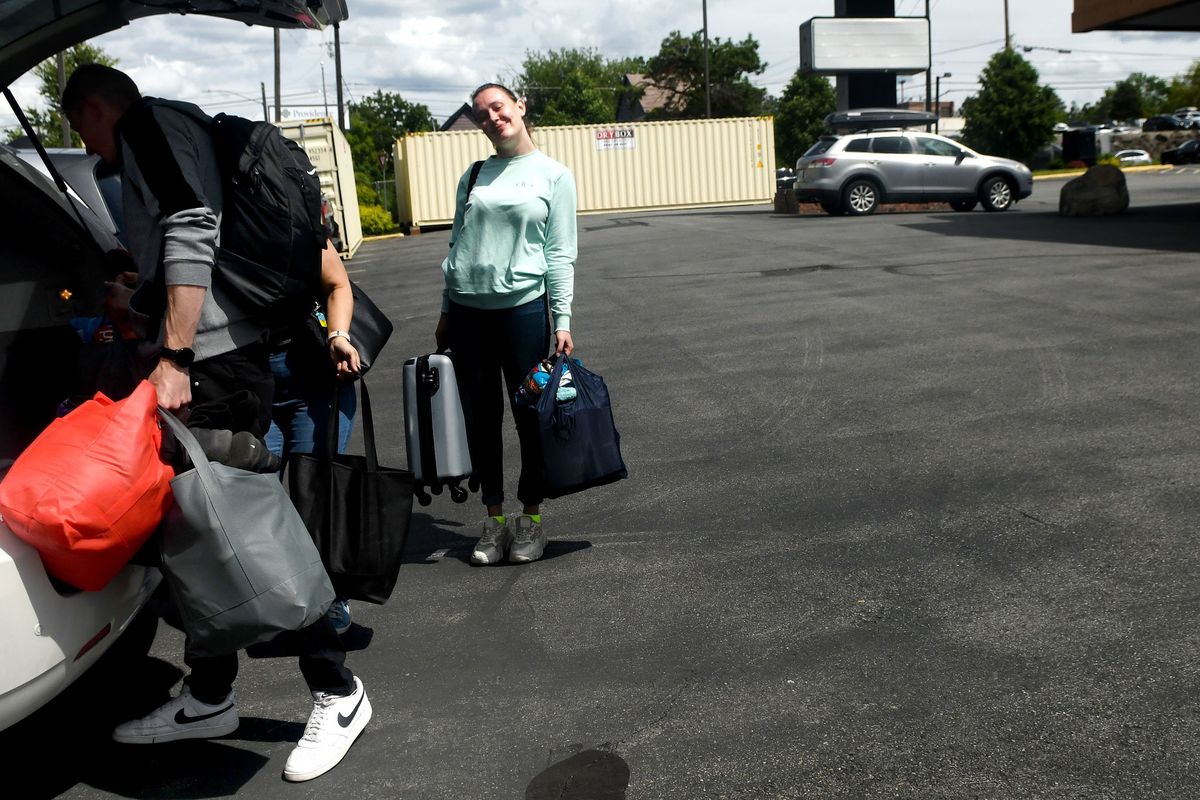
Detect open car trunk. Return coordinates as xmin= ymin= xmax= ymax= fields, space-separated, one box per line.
xmin=0 ymin=0 xmax=349 ymax=87
xmin=0 ymin=148 xmax=111 ymax=460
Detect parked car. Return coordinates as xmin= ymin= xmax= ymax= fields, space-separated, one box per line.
xmin=794 ymin=129 xmax=1034 ymax=216
xmin=0 ymin=0 xmax=349 ymax=735
xmin=1173 ymin=106 xmax=1199 ymax=118
xmin=1174 ymin=112 xmax=1200 ymax=129
xmin=1114 ymin=149 xmax=1153 ymax=166
xmin=1142 ymin=115 xmax=1190 ymax=131
xmin=1161 ymin=139 xmax=1200 ymax=165
xmin=321 ymin=192 xmax=343 ymax=252
xmin=12 ymin=146 xmax=125 ymax=240
xmin=775 ymin=166 xmax=795 ymax=193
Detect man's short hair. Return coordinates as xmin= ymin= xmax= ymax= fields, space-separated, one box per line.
xmin=61 ymin=64 xmax=140 ymax=114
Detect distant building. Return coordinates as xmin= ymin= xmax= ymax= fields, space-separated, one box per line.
xmin=899 ymin=100 xmax=955 ymax=118
xmin=439 ymin=103 xmax=479 ymax=132
xmin=616 ymin=73 xmax=681 ymax=122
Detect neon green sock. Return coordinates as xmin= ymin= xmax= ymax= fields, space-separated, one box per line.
xmin=490 ymin=515 xmax=506 ymax=525
xmin=526 ymin=514 xmax=541 ymax=524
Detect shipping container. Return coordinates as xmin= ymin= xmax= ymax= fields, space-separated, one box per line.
xmin=394 ymin=116 xmax=776 ymax=230
xmin=276 ymin=117 xmax=363 ymax=258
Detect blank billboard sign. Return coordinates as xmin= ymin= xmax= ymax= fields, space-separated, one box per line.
xmin=800 ymin=17 xmax=930 ymax=74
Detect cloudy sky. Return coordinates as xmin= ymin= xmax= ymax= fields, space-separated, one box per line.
xmin=5 ymin=0 xmax=1200 ymax=131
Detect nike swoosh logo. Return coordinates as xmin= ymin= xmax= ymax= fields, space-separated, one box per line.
xmin=175 ymin=704 xmax=234 ymax=725
xmin=338 ymin=692 xmax=365 ymax=727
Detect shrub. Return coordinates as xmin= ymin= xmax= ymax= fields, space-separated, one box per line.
xmin=1047 ymin=159 xmax=1066 ymax=170
xmin=356 ymin=181 xmax=380 ymax=207
xmin=1066 ymin=160 xmax=1088 ymax=169
xmin=360 ymin=204 xmax=395 ymax=236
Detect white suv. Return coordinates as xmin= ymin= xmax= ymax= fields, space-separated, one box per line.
xmin=794 ymin=130 xmax=1034 ymax=216
xmin=0 ymin=0 xmax=348 ymax=735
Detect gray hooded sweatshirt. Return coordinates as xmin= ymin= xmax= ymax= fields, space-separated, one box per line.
xmin=118 ymin=98 xmax=264 ymax=361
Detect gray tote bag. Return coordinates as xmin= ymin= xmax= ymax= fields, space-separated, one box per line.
xmin=158 ymin=410 xmax=334 ymax=656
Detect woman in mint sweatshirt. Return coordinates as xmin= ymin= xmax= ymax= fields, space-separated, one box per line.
xmin=435 ymin=83 xmax=578 ymax=566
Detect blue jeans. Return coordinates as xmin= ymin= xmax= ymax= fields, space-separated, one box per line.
xmin=447 ymin=294 xmax=551 ymax=509
xmin=265 ymin=349 xmax=357 ymax=460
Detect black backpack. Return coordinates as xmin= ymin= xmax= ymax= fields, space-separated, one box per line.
xmin=149 ymin=101 xmax=326 ymax=332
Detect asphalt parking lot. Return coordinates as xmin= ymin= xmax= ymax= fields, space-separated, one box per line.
xmin=10 ymin=170 xmax=1200 ymax=799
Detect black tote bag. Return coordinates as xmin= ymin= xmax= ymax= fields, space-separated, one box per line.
xmin=288 ymin=378 xmax=415 ymax=604
xmin=304 ymin=281 xmax=395 ymax=376
xmin=535 ymin=354 xmax=628 ymax=499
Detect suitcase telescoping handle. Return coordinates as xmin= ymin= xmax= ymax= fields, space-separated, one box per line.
xmin=416 ymin=355 xmax=439 ymax=499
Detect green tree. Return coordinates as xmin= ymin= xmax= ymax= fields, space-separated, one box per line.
xmin=643 ymin=30 xmax=767 ymax=119
xmin=10 ymin=43 xmax=116 ymax=146
xmin=344 ymin=90 xmax=434 ymax=218
xmin=345 ymin=89 xmax=434 ymax=173
xmin=960 ymin=49 xmax=1061 ymax=162
xmin=1084 ymin=72 xmax=1170 ymax=122
xmin=772 ymin=71 xmax=836 ymax=167
xmin=1166 ymin=61 xmax=1200 ymax=113
xmin=512 ymin=48 xmax=644 ymax=125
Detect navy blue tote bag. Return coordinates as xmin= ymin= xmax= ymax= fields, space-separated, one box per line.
xmin=535 ymin=354 xmax=628 ymax=499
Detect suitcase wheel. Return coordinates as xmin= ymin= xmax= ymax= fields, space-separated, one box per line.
xmin=430 ymin=483 xmax=443 ymax=496
xmin=450 ymin=485 xmax=468 ymax=503
xmin=415 ymin=486 xmax=432 ymax=506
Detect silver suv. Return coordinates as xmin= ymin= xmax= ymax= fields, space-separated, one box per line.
xmin=794 ymin=131 xmax=1034 ymax=216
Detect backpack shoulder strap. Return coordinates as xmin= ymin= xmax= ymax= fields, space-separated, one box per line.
xmin=466 ymin=160 xmax=484 ymax=196
xmin=141 ymin=97 xmax=214 ymax=130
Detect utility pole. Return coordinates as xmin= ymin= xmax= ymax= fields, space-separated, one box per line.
xmin=702 ymin=0 xmax=711 ymax=118
xmin=57 ymin=52 xmax=70 ymax=145
xmin=334 ymin=23 xmax=345 ymax=130
xmin=321 ymin=62 xmax=330 ymax=121
xmin=260 ymin=81 xmax=269 ymax=121
xmin=924 ymin=0 xmax=932 ymax=114
xmin=1004 ymin=0 xmax=1011 ymax=50
xmin=273 ymin=28 xmax=282 ymax=122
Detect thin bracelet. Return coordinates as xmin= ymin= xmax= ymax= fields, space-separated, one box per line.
xmin=327 ymin=330 xmax=350 ymax=345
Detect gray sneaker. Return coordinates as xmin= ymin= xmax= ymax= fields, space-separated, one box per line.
xmin=471 ymin=516 xmax=513 ymax=565
xmin=508 ymin=515 xmax=547 ymax=563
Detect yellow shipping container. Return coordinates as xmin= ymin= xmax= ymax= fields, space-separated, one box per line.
xmin=277 ymin=117 xmax=363 ymax=258
xmin=394 ymin=116 xmax=776 ymax=230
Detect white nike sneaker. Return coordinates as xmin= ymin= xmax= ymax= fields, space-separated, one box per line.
xmin=283 ymin=676 xmax=372 ymax=782
xmin=112 ymin=686 xmax=238 ymax=744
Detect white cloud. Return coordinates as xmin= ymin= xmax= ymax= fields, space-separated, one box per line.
xmin=4 ymin=0 xmax=1200 ymax=131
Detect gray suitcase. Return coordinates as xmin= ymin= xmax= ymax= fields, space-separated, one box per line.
xmin=402 ymin=353 xmax=474 ymax=505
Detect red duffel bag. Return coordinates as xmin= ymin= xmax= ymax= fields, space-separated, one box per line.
xmin=0 ymin=380 xmax=174 ymax=590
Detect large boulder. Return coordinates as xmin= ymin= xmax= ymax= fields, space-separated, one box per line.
xmin=1059 ymin=164 xmax=1129 ymax=217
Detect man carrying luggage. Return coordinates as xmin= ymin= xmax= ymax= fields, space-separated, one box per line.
xmin=62 ymin=64 xmax=370 ymax=783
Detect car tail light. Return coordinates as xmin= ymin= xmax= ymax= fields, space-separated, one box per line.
xmin=808 ymin=157 xmax=837 ymax=168
xmin=74 ymin=623 xmax=112 ymax=662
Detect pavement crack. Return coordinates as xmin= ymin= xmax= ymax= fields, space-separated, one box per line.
xmin=617 ymin=671 xmax=699 ymax=749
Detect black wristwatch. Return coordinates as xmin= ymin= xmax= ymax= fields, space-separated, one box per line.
xmin=160 ymin=346 xmax=195 ymax=368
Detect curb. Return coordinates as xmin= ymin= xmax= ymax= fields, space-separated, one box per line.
xmin=361 ymin=232 xmax=407 ymax=242
xmin=1033 ymin=164 xmax=1173 ymax=181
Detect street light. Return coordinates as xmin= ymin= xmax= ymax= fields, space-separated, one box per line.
xmin=935 ymin=72 xmax=951 ymax=133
